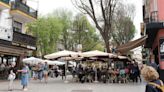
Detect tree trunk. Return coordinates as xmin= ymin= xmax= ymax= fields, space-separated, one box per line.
xmin=105 ymin=39 xmax=110 ymax=53
xmin=101 ymin=31 xmax=110 ymax=53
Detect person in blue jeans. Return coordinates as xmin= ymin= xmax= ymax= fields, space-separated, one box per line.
xmin=141 ymin=66 xmax=163 ymax=92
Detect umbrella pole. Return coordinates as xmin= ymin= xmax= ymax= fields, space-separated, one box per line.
xmin=94 ymin=59 xmax=98 ymax=83
xmin=64 ymin=61 xmax=69 ymax=83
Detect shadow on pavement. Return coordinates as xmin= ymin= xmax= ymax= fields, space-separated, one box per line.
xmin=0 ymin=88 xmax=22 ymax=92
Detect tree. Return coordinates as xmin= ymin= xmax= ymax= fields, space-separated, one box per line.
xmin=72 ymin=14 xmax=102 ymax=51
xmin=50 ymin=9 xmax=74 ymax=50
xmin=112 ymin=17 xmax=135 ymax=46
xmin=72 ymin=0 xmax=119 ymax=52
xmin=27 ymin=17 xmax=63 ymax=57
xmin=50 ymin=11 xmax=103 ymax=51
xmin=112 ymin=3 xmax=136 ymax=46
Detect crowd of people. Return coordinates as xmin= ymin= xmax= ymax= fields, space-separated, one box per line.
xmin=3 ymin=55 xmax=163 ymax=92
xmin=14 ymin=61 xmax=142 ymax=85
xmin=69 ymin=62 xmax=142 ymax=83
xmin=1 ymin=62 xmax=49 ymax=91
xmin=30 ymin=62 xmax=49 ymax=83
xmin=30 ymin=62 xmax=66 ymax=81
xmin=0 ymin=63 xmax=17 ymax=79
xmin=10 ymin=60 xmax=141 ymax=85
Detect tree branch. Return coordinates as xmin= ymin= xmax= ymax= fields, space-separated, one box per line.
xmin=88 ymin=0 xmax=103 ymax=32
xmin=100 ymin=0 xmax=107 ymax=24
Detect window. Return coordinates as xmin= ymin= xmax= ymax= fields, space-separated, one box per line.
xmin=13 ymin=21 xmax=22 ymax=32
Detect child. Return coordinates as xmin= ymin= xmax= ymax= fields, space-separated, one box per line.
xmin=8 ymin=70 xmax=16 ymax=91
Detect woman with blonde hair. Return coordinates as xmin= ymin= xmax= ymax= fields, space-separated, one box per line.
xmin=141 ymin=65 xmax=163 ymax=92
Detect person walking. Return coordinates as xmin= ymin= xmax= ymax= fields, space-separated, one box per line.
xmin=61 ymin=65 xmax=66 ymax=80
xmin=43 ymin=62 xmax=49 ymax=83
xmin=17 ymin=64 xmax=29 ymax=91
xmin=8 ymin=70 xmax=16 ymax=91
xmin=38 ymin=63 xmax=43 ymax=81
xmin=149 ymin=55 xmax=158 ymax=70
xmin=141 ymin=65 xmax=163 ymax=92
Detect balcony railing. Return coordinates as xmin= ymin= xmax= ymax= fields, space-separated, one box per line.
xmin=0 ymin=0 xmax=9 ymax=5
xmin=144 ymin=11 xmax=159 ymax=23
xmin=11 ymin=0 xmax=37 ymax=19
xmin=13 ymin=31 xmax=36 ymax=47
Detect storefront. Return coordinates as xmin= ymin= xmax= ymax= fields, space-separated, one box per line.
xmin=0 ymin=0 xmax=37 ymax=79
xmin=144 ymin=22 xmax=164 ymax=81
xmin=0 ymin=32 xmax=36 ymax=79
xmin=141 ymin=0 xmax=164 ymax=81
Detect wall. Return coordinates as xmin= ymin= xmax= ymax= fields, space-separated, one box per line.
xmin=0 ymin=8 xmax=27 ymax=41
xmin=157 ymin=0 xmax=164 ymax=21
xmin=0 ymin=9 xmax=12 ymax=41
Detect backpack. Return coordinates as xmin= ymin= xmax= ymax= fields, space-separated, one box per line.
xmin=149 ymin=80 xmax=164 ymax=92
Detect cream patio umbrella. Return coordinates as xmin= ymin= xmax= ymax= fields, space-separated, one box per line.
xmin=23 ymin=57 xmax=43 ymax=65
xmin=80 ymin=50 xmax=109 ymax=82
xmin=118 ymin=55 xmax=128 ymax=59
xmin=43 ymin=60 xmax=65 ymax=65
xmin=44 ymin=50 xmax=79 ymax=83
xmin=109 ymin=53 xmax=118 ymax=58
xmin=44 ymin=50 xmax=79 ymax=59
xmin=80 ymin=50 xmax=109 ymax=57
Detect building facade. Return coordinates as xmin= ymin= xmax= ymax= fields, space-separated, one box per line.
xmin=142 ymin=0 xmax=164 ymax=81
xmin=0 ymin=0 xmax=37 ymax=78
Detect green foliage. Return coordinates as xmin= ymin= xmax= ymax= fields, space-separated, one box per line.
xmin=27 ymin=9 xmax=103 ymax=56
xmin=51 ymin=9 xmax=74 ymax=50
xmin=27 ymin=16 xmax=63 ymax=57
xmin=72 ymin=14 xmax=103 ymax=51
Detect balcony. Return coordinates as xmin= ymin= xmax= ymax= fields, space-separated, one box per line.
xmin=10 ymin=1 xmax=37 ymax=22
xmin=145 ymin=11 xmax=164 ymax=48
xmin=12 ymin=31 xmax=36 ymax=50
xmin=0 ymin=0 xmax=10 ymax=10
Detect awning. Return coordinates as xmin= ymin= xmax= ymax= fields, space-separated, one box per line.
xmin=116 ymin=35 xmax=148 ymax=53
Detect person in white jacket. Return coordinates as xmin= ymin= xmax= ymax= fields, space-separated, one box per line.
xmin=8 ymin=70 xmax=16 ymax=91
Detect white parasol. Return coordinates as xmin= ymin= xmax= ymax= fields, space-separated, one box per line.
xmin=118 ymin=55 xmax=128 ymax=59
xmin=80 ymin=50 xmax=109 ymax=57
xmin=23 ymin=57 xmax=43 ymax=65
xmin=43 ymin=60 xmax=65 ymax=65
xmin=44 ymin=50 xmax=79 ymax=59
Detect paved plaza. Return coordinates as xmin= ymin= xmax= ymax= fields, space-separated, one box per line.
xmin=0 ymin=76 xmax=146 ymax=92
